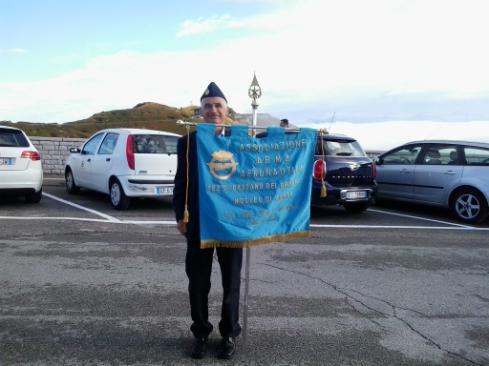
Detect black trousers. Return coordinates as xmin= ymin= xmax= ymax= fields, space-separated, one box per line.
xmin=185 ymin=244 xmax=243 ymax=339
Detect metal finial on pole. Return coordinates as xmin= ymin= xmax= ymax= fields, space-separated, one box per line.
xmin=243 ymin=73 xmax=262 ymax=345
xmin=249 ymin=73 xmax=262 ymax=104
xmin=248 ymin=73 xmax=262 ymax=128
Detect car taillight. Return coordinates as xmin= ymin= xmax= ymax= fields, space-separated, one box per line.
xmin=126 ymin=135 xmax=135 ymax=170
xmin=372 ymin=160 xmax=377 ymax=178
xmin=21 ymin=150 xmax=41 ymax=161
xmin=313 ymin=159 xmax=326 ymax=181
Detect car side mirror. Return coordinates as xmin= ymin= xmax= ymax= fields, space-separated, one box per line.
xmin=376 ymin=157 xmax=384 ymax=165
xmin=70 ymin=147 xmax=81 ymax=153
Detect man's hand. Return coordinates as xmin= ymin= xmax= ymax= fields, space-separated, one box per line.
xmin=177 ymin=220 xmax=187 ymax=235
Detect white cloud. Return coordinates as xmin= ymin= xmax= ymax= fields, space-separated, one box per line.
xmin=0 ymin=48 xmax=27 ymax=54
xmin=1 ymin=0 xmax=489 ymax=123
xmin=178 ymin=15 xmax=243 ymax=37
xmin=300 ymin=121 xmax=489 ymax=151
xmin=177 ymin=10 xmax=290 ymax=37
xmin=177 ymin=0 xmax=489 ymax=98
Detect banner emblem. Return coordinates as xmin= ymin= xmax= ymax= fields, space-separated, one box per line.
xmin=208 ymin=150 xmax=238 ymax=180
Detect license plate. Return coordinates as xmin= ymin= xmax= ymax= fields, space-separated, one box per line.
xmin=0 ymin=158 xmax=14 ymax=166
xmin=155 ymin=186 xmax=173 ymax=195
xmin=346 ymin=191 xmax=367 ymax=199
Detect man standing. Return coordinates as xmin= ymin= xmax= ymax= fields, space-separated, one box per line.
xmin=173 ymin=82 xmax=243 ymax=360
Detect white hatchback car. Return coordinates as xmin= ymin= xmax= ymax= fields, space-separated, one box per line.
xmin=0 ymin=125 xmax=43 ymax=203
xmin=65 ymin=128 xmax=180 ymax=209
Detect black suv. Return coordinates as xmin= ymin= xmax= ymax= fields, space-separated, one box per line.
xmin=311 ymin=133 xmax=377 ymax=213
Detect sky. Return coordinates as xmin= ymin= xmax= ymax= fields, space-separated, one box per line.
xmin=1 ymin=0 xmax=489 ymax=148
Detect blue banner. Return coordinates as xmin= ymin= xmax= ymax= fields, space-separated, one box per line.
xmin=197 ymin=123 xmax=317 ymax=248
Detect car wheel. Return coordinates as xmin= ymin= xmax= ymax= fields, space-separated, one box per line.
xmin=344 ymin=203 xmax=369 ymax=214
xmin=65 ymin=169 xmax=80 ymax=194
xmin=110 ymin=179 xmax=130 ymax=210
xmin=450 ymin=188 xmax=488 ymax=224
xmin=25 ymin=188 xmax=42 ymax=203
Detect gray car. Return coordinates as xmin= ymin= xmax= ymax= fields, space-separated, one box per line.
xmin=376 ymin=140 xmax=489 ymax=224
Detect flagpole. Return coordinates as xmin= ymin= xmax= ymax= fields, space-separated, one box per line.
xmin=176 ymin=120 xmax=284 ymax=130
xmin=243 ymin=73 xmax=262 ymax=346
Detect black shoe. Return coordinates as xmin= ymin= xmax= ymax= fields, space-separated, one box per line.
xmin=190 ymin=337 xmax=208 ymax=359
xmin=217 ymin=336 xmax=236 ymax=360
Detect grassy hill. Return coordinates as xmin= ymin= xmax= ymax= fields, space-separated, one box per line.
xmin=0 ymin=102 xmax=200 ymax=137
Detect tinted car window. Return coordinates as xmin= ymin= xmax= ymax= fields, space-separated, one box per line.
xmin=382 ymin=145 xmax=421 ymax=165
xmin=98 ymin=133 xmax=119 ymax=155
xmin=133 ymin=134 xmax=178 ymax=154
xmin=164 ymin=136 xmax=178 ymax=154
xmin=316 ymin=139 xmax=366 ymax=157
xmin=0 ymin=128 xmax=29 ymax=147
xmin=82 ymin=133 xmax=104 ymax=155
xmin=464 ymin=147 xmax=489 ymax=166
xmin=420 ymin=145 xmax=459 ymax=165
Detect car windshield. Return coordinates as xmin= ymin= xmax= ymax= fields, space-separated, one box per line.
xmin=0 ymin=128 xmax=29 ymax=147
xmin=316 ymin=139 xmax=366 ymax=157
xmin=132 ymin=134 xmax=178 ymax=154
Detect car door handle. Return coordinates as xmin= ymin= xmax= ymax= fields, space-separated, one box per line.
xmin=106 ymin=157 xmax=111 ymax=162
xmin=400 ymin=168 xmax=410 ymax=174
xmin=444 ymin=170 xmax=457 ymax=175
xmin=87 ymin=158 xmax=91 ymax=162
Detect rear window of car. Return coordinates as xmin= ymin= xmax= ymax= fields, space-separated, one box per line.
xmin=0 ymin=128 xmax=30 ymax=147
xmin=316 ymin=138 xmax=366 ymax=157
xmin=132 ymin=134 xmax=178 ymax=154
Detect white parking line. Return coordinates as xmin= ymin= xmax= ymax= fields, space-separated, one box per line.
xmin=368 ymin=208 xmax=471 ymax=228
xmin=42 ymin=192 xmax=121 ymax=222
xmin=14 ymin=192 xmax=483 ymax=231
xmin=121 ymin=220 xmax=176 ymax=225
xmin=0 ymin=215 xmax=175 ymax=226
xmin=0 ymin=216 xmax=111 ymax=223
xmin=0 ymin=216 xmax=175 ymax=225
xmin=310 ymin=224 xmax=489 ymax=231
xmin=2 ymin=215 xmax=489 ymax=230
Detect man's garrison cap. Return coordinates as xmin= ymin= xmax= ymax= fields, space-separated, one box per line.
xmin=201 ymin=82 xmax=227 ymax=103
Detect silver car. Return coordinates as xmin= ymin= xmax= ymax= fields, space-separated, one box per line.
xmin=376 ymin=140 xmax=489 ymax=224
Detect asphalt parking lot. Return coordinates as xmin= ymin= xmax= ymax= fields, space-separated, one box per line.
xmin=1 ymin=178 xmax=488 ymax=365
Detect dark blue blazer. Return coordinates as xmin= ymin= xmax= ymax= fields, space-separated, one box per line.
xmin=173 ymin=131 xmax=200 ymax=244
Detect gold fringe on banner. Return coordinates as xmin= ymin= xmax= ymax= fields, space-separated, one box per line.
xmin=319 ymin=128 xmax=327 ymax=198
xmin=320 ymin=183 xmax=327 ymax=198
xmin=200 ymin=230 xmax=310 ymax=249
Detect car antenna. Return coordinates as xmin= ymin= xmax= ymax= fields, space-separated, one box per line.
xmin=326 ymin=112 xmax=335 ymax=134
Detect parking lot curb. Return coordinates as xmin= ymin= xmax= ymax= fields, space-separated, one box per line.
xmin=44 ymin=175 xmax=65 ymax=187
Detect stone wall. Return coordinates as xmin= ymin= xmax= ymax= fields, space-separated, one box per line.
xmin=30 ymin=137 xmax=85 ymax=176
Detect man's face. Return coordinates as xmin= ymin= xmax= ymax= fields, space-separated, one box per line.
xmin=201 ymin=97 xmax=228 ymax=124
